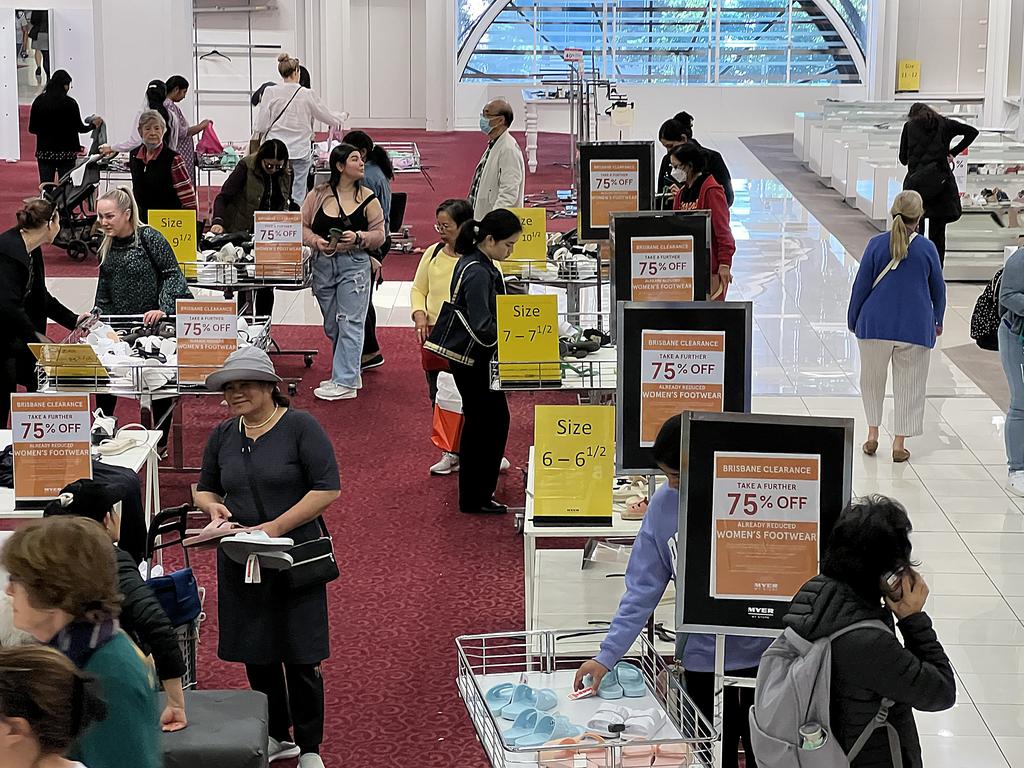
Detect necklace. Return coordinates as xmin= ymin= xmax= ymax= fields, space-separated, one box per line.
xmin=241 ymin=405 xmax=279 ymax=430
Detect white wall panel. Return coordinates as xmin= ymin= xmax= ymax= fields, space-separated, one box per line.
xmin=346 ymin=0 xmax=370 ymax=118
xmin=368 ymin=0 xmax=411 ymax=119
xmin=0 ymin=8 xmax=17 ymax=161
xmin=896 ymin=0 xmax=989 ymax=96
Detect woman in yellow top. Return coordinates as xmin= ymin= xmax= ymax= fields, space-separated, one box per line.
xmin=411 ymin=198 xmax=474 ymax=475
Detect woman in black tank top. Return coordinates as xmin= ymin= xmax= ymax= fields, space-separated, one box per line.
xmin=302 ymin=143 xmax=386 ymax=401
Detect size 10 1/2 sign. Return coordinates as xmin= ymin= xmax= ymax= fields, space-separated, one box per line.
xmin=589 ymin=159 xmax=639 ymax=230
xmin=496 ymin=295 xmax=560 ymax=386
xmin=631 ymin=235 xmax=694 ymax=301
xmin=11 ymin=393 xmax=92 ymax=503
xmin=710 ymin=451 xmax=821 ymax=601
xmin=506 ymin=208 xmax=548 ymax=278
xmin=254 ymin=211 xmax=303 ymax=278
xmin=150 ymin=209 xmax=197 ymax=278
xmin=534 ymin=404 xmax=614 ymax=523
xmin=176 ymin=299 xmax=237 ymax=384
xmin=640 ymin=330 xmax=725 ymax=446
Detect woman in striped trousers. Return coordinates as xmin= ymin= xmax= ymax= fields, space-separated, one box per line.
xmin=848 ymin=191 xmax=946 ymax=462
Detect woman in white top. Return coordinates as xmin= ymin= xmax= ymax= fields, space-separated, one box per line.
xmin=102 ymin=80 xmax=179 ymax=155
xmin=254 ymin=53 xmax=349 ymax=203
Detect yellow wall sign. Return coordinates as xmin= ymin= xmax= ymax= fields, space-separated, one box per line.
xmin=533 ymin=405 xmax=615 ymax=523
xmin=149 ymin=209 xmax=198 ymax=277
xmin=896 ymin=60 xmax=920 ymax=93
xmin=506 ymin=207 xmax=548 ymax=277
xmin=496 ymin=294 xmax=560 ymax=386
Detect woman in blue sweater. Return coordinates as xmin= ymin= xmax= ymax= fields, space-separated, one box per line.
xmin=848 ymin=190 xmax=945 ymax=463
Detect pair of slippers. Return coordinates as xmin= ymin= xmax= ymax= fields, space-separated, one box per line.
xmin=503 ymin=709 xmax=584 ymax=748
xmin=220 ymin=530 xmax=295 ymax=584
xmin=584 ymin=661 xmax=647 ymax=699
xmin=586 ymin=704 xmax=667 ymax=739
xmin=486 ymin=682 xmax=558 ymax=720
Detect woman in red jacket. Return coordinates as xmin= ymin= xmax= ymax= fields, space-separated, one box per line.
xmin=670 ymin=143 xmax=735 ymax=300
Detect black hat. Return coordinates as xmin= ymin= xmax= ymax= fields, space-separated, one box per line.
xmin=42 ymin=479 xmax=121 ymax=524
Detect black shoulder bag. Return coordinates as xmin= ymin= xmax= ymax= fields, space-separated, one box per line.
xmin=239 ymin=420 xmax=340 ymax=590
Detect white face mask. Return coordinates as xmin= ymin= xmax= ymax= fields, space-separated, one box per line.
xmin=670 ymin=167 xmax=687 ymax=183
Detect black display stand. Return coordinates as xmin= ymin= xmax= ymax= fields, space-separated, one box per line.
xmin=615 ymin=301 xmax=752 ymax=475
xmin=577 ymin=142 xmax=655 ymax=242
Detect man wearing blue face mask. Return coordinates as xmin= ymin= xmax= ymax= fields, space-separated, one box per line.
xmin=468 ymin=99 xmax=525 ymax=221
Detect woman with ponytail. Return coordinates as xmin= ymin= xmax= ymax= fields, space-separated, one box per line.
xmin=102 ymin=80 xmax=179 ymax=155
xmin=657 ymin=111 xmax=734 ymax=207
xmin=446 ymin=209 xmax=522 ymax=514
xmin=848 ymin=190 xmax=945 ymax=463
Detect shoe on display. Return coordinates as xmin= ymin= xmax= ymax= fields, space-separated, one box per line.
xmin=314 ymin=382 xmax=357 ymax=401
xmin=587 ymin=704 xmax=629 ymax=735
xmin=268 ymin=737 xmax=300 ymax=762
xmin=515 ymin=714 xmax=583 ymax=748
xmin=614 ymin=662 xmax=646 ymax=697
xmin=92 ymin=409 xmax=116 ymax=445
xmin=503 ymin=708 xmax=541 ymax=745
xmin=485 ymin=682 xmax=517 ymax=715
xmin=587 ymin=668 xmax=624 ymax=700
xmin=430 ymin=452 xmax=460 ymax=475
xmin=361 ymin=353 xmax=385 ymax=370
xmin=462 ymin=499 xmax=508 ymax=515
xmin=298 ymin=755 xmax=325 ymax=768
xmin=500 ymin=457 xmax=511 ymax=473
xmin=622 ymin=708 xmax=667 ymax=739
xmin=1008 ymin=472 xmax=1024 ymax=498
xmin=500 ymin=684 xmax=558 ymax=721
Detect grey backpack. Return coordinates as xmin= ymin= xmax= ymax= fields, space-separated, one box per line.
xmin=749 ymin=620 xmax=904 ymax=768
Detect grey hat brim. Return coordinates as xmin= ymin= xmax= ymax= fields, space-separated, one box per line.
xmin=205 ymin=367 xmax=283 ymax=391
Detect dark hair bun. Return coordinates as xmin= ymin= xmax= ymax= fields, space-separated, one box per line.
xmin=16 ymin=198 xmax=56 ymax=230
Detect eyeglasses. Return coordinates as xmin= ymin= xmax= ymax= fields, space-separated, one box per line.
xmin=434 ymin=223 xmax=454 ymax=233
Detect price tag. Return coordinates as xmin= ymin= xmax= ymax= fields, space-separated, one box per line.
xmin=11 ymin=394 xmax=92 ymax=503
xmin=589 ymin=159 xmax=639 ymax=230
xmin=711 ymin=452 xmax=821 ymax=600
xmin=150 ymin=209 xmax=197 ymax=278
xmin=497 ymin=295 xmax=560 ymax=385
xmin=953 ymin=149 xmax=968 ymax=196
xmin=176 ymin=299 xmax=238 ymax=384
xmin=254 ymin=211 xmax=303 ymax=278
xmin=533 ymin=405 xmax=614 ymax=522
xmin=506 ymin=208 xmax=548 ymax=278
xmin=640 ymin=330 xmax=725 ymax=446
xmin=631 ymin=235 xmax=694 ymax=301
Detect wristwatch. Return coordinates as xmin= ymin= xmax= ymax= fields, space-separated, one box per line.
xmin=355 ymin=232 xmax=364 ymax=248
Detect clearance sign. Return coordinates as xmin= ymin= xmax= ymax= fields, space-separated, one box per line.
xmin=631 ymin=235 xmax=695 ymax=301
xmin=711 ymin=452 xmax=821 ymax=601
xmin=639 ymin=330 xmax=724 ymax=446
xmin=589 ymin=159 xmax=639 ymax=230
xmin=11 ymin=394 xmax=92 ymax=502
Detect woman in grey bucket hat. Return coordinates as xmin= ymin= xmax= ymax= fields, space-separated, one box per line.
xmin=196 ymin=345 xmax=341 ymax=766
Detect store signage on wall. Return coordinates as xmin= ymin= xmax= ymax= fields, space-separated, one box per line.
xmin=589 ymin=159 xmax=640 ymax=230
xmin=507 ymin=208 xmax=548 ymax=277
xmin=254 ymin=211 xmax=303 ymax=278
xmin=496 ymin=295 xmax=560 ymax=385
xmin=150 ymin=209 xmax=197 ymax=277
xmin=533 ymin=404 xmax=615 ymax=524
xmin=896 ymin=59 xmax=921 ymax=93
xmin=953 ymin=149 xmax=968 ymax=194
xmin=710 ymin=452 xmax=821 ymax=601
xmin=176 ymin=299 xmax=238 ymax=384
xmin=11 ymin=393 xmax=92 ymax=504
xmin=563 ymin=47 xmax=584 ymax=64
xmin=630 ymin=235 xmax=695 ymax=301
xmin=640 ymin=329 xmax=725 ymax=446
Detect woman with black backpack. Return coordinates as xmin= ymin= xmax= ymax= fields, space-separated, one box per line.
xmin=898 ymin=103 xmax=978 ymax=266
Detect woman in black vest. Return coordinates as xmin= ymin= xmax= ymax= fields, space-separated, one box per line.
xmin=128 ymin=110 xmax=197 ymax=223
xmin=28 ymin=69 xmax=103 ymax=184
xmin=899 ymin=103 xmax=978 ymax=266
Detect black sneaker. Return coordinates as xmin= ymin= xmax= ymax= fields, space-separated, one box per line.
xmin=361 ymin=353 xmax=385 ymax=370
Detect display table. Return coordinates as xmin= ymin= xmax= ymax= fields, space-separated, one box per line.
xmin=0 ymin=429 xmax=162 ymax=522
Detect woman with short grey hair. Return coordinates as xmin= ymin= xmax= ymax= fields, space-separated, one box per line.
xmin=127 ymin=109 xmax=196 ymax=222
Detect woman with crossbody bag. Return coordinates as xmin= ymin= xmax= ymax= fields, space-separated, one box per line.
xmin=848 ymin=190 xmax=946 ymax=463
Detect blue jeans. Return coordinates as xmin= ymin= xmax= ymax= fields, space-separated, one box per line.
xmin=1000 ymin=321 xmax=1024 ymax=472
xmin=312 ymin=251 xmax=371 ymax=389
xmin=290 ymin=153 xmax=313 ymax=203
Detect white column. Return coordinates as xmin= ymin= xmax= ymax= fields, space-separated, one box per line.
xmin=983 ymin=0 xmax=1012 ymax=128
xmin=866 ymin=0 xmax=900 ymax=101
xmin=423 ymin=0 xmax=454 ymax=130
xmin=318 ymin=0 xmax=348 ymax=114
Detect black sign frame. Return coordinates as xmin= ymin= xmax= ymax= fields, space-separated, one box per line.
xmin=577 ymin=141 xmax=655 ymax=242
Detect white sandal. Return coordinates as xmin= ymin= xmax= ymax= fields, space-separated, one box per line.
xmin=586 ymin=704 xmax=629 ymax=735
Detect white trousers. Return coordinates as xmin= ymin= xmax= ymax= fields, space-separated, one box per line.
xmin=858 ymin=339 xmax=931 ymax=437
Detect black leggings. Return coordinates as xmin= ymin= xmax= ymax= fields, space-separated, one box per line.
xmin=37 ymin=158 xmax=75 ymax=185
xmin=0 ymin=353 xmax=38 ymax=428
xmin=362 ymin=277 xmax=380 ymax=357
xmin=920 ymin=217 xmax=948 ymax=267
xmin=685 ymin=667 xmax=758 ymax=768
xmin=245 ymin=662 xmax=324 ymax=754
xmin=450 ymin=358 xmax=509 ymax=510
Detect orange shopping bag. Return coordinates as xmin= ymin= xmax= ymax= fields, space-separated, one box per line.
xmin=431 ymin=372 xmax=463 ymax=453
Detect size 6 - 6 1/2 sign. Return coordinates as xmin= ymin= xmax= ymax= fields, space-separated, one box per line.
xmin=11 ymin=393 xmax=92 ymax=503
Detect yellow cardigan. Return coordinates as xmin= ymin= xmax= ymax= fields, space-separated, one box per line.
xmin=410 ymin=242 xmax=460 ymax=325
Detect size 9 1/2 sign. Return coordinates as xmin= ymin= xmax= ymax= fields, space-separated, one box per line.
xmin=11 ymin=393 xmax=92 ymax=503
xmin=711 ymin=452 xmax=820 ymax=601
xmin=254 ymin=211 xmax=303 ymax=278
xmin=631 ymin=235 xmax=694 ymax=301
xmin=150 ymin=209 xmax=198 ymax=278
xmin=176 ymin=299 xmax=237 ymax=384
xmin=496 ymin=295 xmax=560 ymax=385
xmin=589 ymin=159 xmax=639 ymax=230
xmin=534 ymin=405 xmax=615 ymax=523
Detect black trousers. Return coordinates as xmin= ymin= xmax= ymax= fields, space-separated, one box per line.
xmin=245 ymin=662 xmax=324 ymax=754
xmin=95 ymin=393 xmax=175 ymax=450
xmin=450 ymin=358 xmax=509 ymax=510
xmin=684 ymin=667 xmax=758 ymax=768
xmin=254 ymin=288 xmax=275 ymax=318
xmin=920 ymin=216 xmax=948 ymax=267
xmin=0 ymin=353 xmax=38 ymax=428
xmin=37 ymin=158 xmax=74 ymax=185
xmin=362 ymin=277 xmax=380 ymax=356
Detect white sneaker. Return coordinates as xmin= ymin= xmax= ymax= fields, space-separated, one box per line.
xmin=500 ymin=457 xmax=511 ymax=472
xmin=269 ymin=737 xmax=300 ymax=762
xmin=314 ymin=382 xmax=357 ymax=401
xmin=430 ymin=452 xmax=460 ymax=475
xmin=298 ymin=754 xmax=325 ymax=768
xmin=1008 ymin=472 xmax=1024 ymax=498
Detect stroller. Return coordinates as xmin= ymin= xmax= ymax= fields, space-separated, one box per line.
xmin=40 ymin=153 xmax=104 ymax=262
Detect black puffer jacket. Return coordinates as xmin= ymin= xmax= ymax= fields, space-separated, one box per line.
xmin=784 ymin=575 xmax=955 ymax=768
xmin=899 ymin=116 xmax=978 ymax=222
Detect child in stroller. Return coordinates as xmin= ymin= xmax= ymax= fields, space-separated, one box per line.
xmin=40 ymin=153 xmax=104 ymax=261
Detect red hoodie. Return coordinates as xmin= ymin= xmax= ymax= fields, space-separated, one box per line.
xmin=672 ymin=173 xmax=736 ymax=275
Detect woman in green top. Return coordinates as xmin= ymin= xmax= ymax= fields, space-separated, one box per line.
xmin=2 ymin=517 xmax=161 ymax=768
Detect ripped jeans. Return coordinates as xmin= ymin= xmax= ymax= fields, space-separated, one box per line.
xmin=312 ymin=250 xmax=371 ymax=389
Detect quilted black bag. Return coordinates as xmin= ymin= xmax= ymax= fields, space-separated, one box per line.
xmin=971 ymin=268 xmax=1003 ymax=351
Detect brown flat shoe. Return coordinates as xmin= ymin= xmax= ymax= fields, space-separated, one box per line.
xmin=893 ymin=448 xmax=911 ymax=463
xmin=863 ymin=440 xmax=878 ymax=456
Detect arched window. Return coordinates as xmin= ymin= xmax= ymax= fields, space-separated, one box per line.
xmin=457 ymin=0 xmax=867 ymax=85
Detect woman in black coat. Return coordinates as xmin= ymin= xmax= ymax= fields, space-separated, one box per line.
xmin=0 ymin=199 xmax=84 ymax=428
xmin=657 ymin=111 xmax=734 ymax=209
xmin=29 ymin=70 xmax=102 ymax=184
xmin=783 ymin=496 xmax=955 ymax=768
xmin=899 ymin=103 xmax=978 ymax=265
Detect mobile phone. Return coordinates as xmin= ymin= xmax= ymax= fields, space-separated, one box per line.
xmin=882 ymin=569 xmax=905 ymax=601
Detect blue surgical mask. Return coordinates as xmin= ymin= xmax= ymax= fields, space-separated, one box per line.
xmin=480 ymin=115 xmax=493 ymax=134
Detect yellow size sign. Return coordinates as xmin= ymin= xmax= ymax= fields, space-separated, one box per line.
xmin=896 ymin=60 xmax=920 ymax=92
xmin=533 ymin=405 xmax=615 ymax=522
xmin=505 ymin=207 xmax=548 ymax=278
xmin=150 ymin=209 xmax=198 ymax=278
xmin=496 ymin=294 xmax=560 ymax=385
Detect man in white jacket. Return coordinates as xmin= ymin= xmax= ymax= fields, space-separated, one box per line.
xmin=468 ymin=99 xmax=525 ymax=220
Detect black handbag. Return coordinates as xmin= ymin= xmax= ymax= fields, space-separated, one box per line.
xmin=240 ymin=422 xmax=340 ymax=590
xmin=423 ymin=262 xmax=495 ymax=366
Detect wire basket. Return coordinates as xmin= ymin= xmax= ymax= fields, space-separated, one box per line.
xmin=175 ymin=619 xmax=201 ymax=690
xmin=456 ymin=628 xmax=716 ymax=768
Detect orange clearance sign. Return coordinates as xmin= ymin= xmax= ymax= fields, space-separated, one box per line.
xmin=176 ymin=299 xmax=237 ymax=384
xmin=253 ymin=211 xmax=303 ymax=278
xmin=639 ymin=330 xmax=725 ymax=446
xmin=10 ymin=393 xmax=92 ymax=501
xmin=711 ymin=452 xmax=821 ymax=601
xmin=631 ymin=235 xmax=695 ymax=301
xmin=589 ymin=159 xmax=639 ymax=230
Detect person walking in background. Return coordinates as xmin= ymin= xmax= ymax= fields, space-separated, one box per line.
xmin=126 ymin=110 xmax=197 ymax=222
xmin=344 ymin=130 xmax=394 ymax=371
xmin=255 ymin=53 xmax=348 ymax=204
xmin=899 ymin=103 xmax=978 ymax=265
xmin=164 ymin=75 xmax=211 ymax=175
xmin=657 ymin=111 xmax=734 ymax=208
xmin=848 ymin=190 xmax=945 ymax=463
xmin=999 ymin=246 xmax=1024 ymax=496
xmin=28 ymin=11 xmax=49 ymax=82
xmin=28 ymin=70 xmax=103 ymax=184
